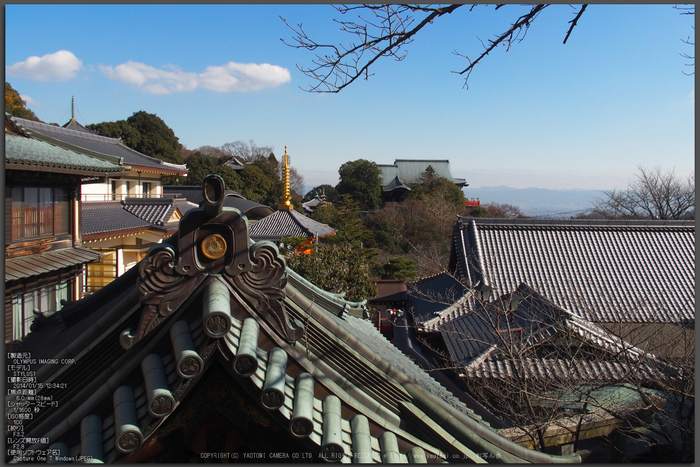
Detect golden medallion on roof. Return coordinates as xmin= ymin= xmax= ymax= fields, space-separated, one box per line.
xmin=201 ymin=233 xmax=227 ymax=260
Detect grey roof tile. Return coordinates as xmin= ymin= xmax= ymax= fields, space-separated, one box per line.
xmin=5 ymin=247 xmax=102 ymax=283
xmin=250 ymin=209 xmax=336 ymax=240
xmin=407 ymin=272 xmax=468 ymax=325
xmin=11 ymin=116 xmax=187 ymax=174
xmin=454 ymin=218 xmax=695 ymax=324
xmin=5 ymin=132 xmax=124 ymax=173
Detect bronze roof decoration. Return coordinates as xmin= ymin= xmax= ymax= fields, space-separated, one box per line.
xmin=122 ymin=174 xmax=304 ymax=349
xmin=6 ymin=176 xmax=583 ymax=464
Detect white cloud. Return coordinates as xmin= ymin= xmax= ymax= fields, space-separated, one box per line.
xmin=199 ymin=62 xmax=291 ymax=92
xmin=20 ymin=94 xmax=40 ymax=106
xmin=100 ymin=60 xmax=290 ymax=94
xmin=7 ymin=50 xmax=82 ymax=81
xmin=99 ymin=62 xmax=198 ymax=94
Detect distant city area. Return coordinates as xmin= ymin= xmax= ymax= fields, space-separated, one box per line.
xmin=462 ymin=186 xmax=604 ymax=218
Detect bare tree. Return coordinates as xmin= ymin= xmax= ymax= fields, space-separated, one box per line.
xmin=403 ymin=271 xmax=694 ymax=459
xmin=281 ymin=4 xmax=587 ymax=92
xmin=194 ymin=145 xmax=227 ymax=158
xmin=591 ymin=166 xmax=695 ymax=220
xmin=288 ymin=166 xmax=306 ymax=198
xmin=220 ymin=140 xmax=275 ymax=164
xmin=674 ymin=5 xmax=695 ymax=76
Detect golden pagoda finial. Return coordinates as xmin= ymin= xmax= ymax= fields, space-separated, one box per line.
xmin=70 ymin=96 xmax=76 ymax=122
xmin=278 ymin=146 xmax=294 ymax=210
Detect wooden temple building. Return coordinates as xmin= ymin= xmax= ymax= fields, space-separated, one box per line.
xmin=5 ymin=176 xmax=582 ymax=463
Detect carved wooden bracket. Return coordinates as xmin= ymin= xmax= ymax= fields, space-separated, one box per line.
xmin=121 ymin=175 xmax=304 ymax=350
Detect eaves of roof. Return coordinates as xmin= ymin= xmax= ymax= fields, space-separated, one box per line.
xmin=10 ymin=115 xmax=187 ymax=175
xmin=5 ymin=247 xmax=102 ymax=283
xmin=249 ymin=209 xmax=336 ymax=240
xmin=5 ymin=132 xmax=126 ymax=175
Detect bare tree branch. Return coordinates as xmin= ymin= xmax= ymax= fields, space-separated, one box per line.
xmin=282 ymin=4 xmax=591 ymax=92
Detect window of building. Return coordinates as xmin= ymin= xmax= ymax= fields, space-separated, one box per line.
xmin=111 ymin=180 xmax=118 ymax=200
xmin=11 ymin=278 xmax=72 ymax=340
xmin=86 ymin=249 xmax=117 ymax=294
xmin=142 ymin=182 xmax=152 ymax=198
xmin=10 ymin=187 xmax=70 ymax=241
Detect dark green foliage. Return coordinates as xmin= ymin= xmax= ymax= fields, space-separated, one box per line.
xmin=408 ymin=167 xmax=466 ymax=207
xmin=377 ymin=257 xmax=417 ymax=281
xmin=5 ymin=82 xmax=40 ymax=121
xmin=180 ymin=152 xmax=220 ymax=186
xmin=303 ymin=184 xmax=340 ymax=203
xmin=89 ymin=111 xmax=184 ymax=164
xmin=312 ymin=195 xmax=371 ymax=244
xmin=125 ymin=111 xmax=184 ymax=165
xmin=87 ymin=120 xmax=142 ymax=148
xmin=285 ymin=241 xmax=377 ymax=302
xmin=239 ymin=159 xmax=283 ymax=206
xmin=335 ymin=159 xmax=383 ymax=211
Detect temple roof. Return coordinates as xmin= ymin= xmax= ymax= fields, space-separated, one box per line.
xmin=82 ymin=198 xmax=195 ymax=239
xmin=6 ymin=176 xmax=580 ymax=464
xmin=378 ymin=159 xmax=467 ymax=192
xmin=451 ymin=217 xmax=695 ymax=324
xmin=9 ymin=115 xmax=188 ymax=176
xmin=5 ymin=129 xmax=126 ymax=176
xmin=249 ymin=208 xmax=336 ymax=241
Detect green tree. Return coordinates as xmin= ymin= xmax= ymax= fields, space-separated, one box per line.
xmin=180 ymin=152 xmax=219 ymax=186
xmin=408 ymin=167 xmax=466 ymax=207
xmin=87 ymin=120 xmax=142 ymax=148
xmin=335 ymin=159 xmax=383 ymax=211
xmin=377 ymin=257 xmax=417 ymax=281
xmin=304 ymin=184 xmax=340 ymax=203
xmin=5 ymin=82 xmax=40 ymax=121
xmin=239 ymin=159 xmax=282 ymax=206
xmin=285 ymin=241 xmax=377 ymax=302
xmin=89 ymin=111 xmax=184 ymax=165
xmin=312 ymin=195 xmax=371 ymax=244
xmin=126 ymin=111 xmax=184 ymax=165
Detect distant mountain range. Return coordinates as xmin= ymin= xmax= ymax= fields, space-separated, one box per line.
xmin=463 ymin=186 xmax=605 ymax=218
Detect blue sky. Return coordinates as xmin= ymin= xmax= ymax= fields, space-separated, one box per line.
xmin=5 ymin=4 xmax=695 ymax=191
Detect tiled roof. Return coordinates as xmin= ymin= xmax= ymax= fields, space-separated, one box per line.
xmin=82 ymin=198 xmax=192 ymax=237
xmin=10 ymin=115 xmax=187 ymax=175
xmin=407 ymin=272 xmax=468 ymax=325
xmin=162 ymin=186 xmax=273 ymax=220
xmin=9 ymin=185 xmax=581 ymax=464
xmin=453 ymin=218 xmax=695 ymax=324
xmin=464 ymin=355 xmax=666 ymax=382
xmin=62 ymin=119 xmax=96 ymax=133
xmin=379 ymin=159 xmax=467 ymax=189
xmin=249 ymin=209 xmax=336 ymax=241
xmin=82 ymin=203 xmax=152 ymax=236
xmin=437 ymin=283 xmax=676 ymax=383
xmin=5 ymin=132 xmax=124 ymax=174
xmin=5 ymin=247 xmax=102 ymax=283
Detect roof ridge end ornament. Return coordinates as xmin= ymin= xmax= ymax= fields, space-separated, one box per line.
xmin=121 ymin=174 xmax=304 ymax=349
